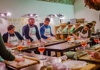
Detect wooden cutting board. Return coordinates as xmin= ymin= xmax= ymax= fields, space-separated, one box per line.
xmin=80 ymin=63 xmax=96 ymax=70
xmin=6 ymin=56 xmax=40 ymax=69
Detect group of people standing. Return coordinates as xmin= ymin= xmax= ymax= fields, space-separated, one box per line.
xmin=0 ymin=17 xmax=97 ymax=63
xmin=0 ymin=17 xmax=55 ymax=63
xmin=2 ymin=17 xmax=55 ymax=48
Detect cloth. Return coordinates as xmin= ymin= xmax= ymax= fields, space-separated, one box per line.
xmin=2 ymin=32 xmax=23 ymax=43
xmin=22 ymin=24 xmax=41 ymax=42
xmin=0 ymin=33 xmax=15 ymax=61
xmin=40 ymin=24 xmax=54 ymax=39
xmin=52 ymin=63 xmax=70 ymax=70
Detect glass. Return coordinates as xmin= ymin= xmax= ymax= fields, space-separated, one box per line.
xmin=67 ymin=35 xmax=71 ymax=44
xmin=27 ymin=39 xmax=31 ymax=48
xmin=38 ymin=43 xmax=46 ymax=60
xmin=80 ymin=41 xmax=87 ymax=51
xmin=94 ymin=37 xmax=99 ymax=44
xmin=17 ymin=43 xmax=23 ymax=56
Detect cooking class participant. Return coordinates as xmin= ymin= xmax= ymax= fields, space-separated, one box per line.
xmin=2 ymin=25 xmax=24 ymax=48
xmin=40 ymin=17 xmax=55 ymax=41
xmin=72 ymin=23 xmax=93 ymax=41
xmin=91 ymin=21 xmax=96 ymax=33
xmin=0 ymin=33 xmax=24 ymax=63
xmin=22 ymin=18 xmax=41 ymax=42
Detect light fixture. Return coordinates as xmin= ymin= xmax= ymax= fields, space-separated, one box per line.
xmin=1 ymin=14 xmax=5 ymax=17
xmin=7 ymin=12 xmax=11 ymax=16
xmin=22 ymin=14 xmax=39 ymax=18
xmin=0 ymin=12 xmax=11 ymax=17
xmin=47 ymin=14 xmax=64 ymax=18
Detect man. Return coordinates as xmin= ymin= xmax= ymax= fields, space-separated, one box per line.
xmin=40 ymin=17 xmax=55 ymax=56
xmin=22 ymin=18 xmax=41 ymax=42
xmin=3 ymin=25 xmax=24 ymax=48
xmin=0 ymin=33 xmax=24 ymax=62
xmin=40 ymin=17 xmax=55 ymax=40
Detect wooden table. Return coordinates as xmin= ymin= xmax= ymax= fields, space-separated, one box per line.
xmin=6 ymin=54 xmax=98 ymax=70
xmin=45 ymin=42 xmax=81 ymax=56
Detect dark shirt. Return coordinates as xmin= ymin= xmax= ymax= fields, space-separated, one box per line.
xmin=22 ymin=24 xmax=41 ymax=42
xmin=40 ymin=24 xmax=54 ymax=39
xmin=2 ymin=32 xmax=24 ymax=43
xmin=0 ymin=33 xmax=15 ymax=61
xmin=73 ymin=26 xmax=91 ymax=38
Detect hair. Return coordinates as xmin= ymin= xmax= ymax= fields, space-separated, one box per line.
xmin=92 ymin=21 xmax=96 ymax=23
xmin=86 ymin=23 xmax=93 ymax=29
xmin=7 ymin=25 xmax=15 ymax=31
xmin=45 ymin=17 xmax=50 ymax=22
xmin=28 ymin=18 xmax=35 ymax=21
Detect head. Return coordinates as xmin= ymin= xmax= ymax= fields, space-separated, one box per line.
xmin=84 ymin=23 xmax=93 ymax=31
xmin=28 ymin=18 xmax=35 ymax=26
xmin=92 ymin=21 xmax=96 ymax=26
xmin=7 ymin=25 xmax=15 ymax=34
xmin=44 ymin=18 xmax=50 ymax=26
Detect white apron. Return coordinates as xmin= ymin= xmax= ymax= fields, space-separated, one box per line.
xmin=42 ymin=27 xmax=51 ymax=43
xmin=7 ymin=33 xmax=19 ymax=46
xmin=79 ymin=29 xmax=88 ymax=40
xmin=29 ymin=26 xmax=38 ymax=42
xmin=78 ymin=29 xmax=89 ymax=49
xmin=44 ymin=27 xmax=51 ymax=38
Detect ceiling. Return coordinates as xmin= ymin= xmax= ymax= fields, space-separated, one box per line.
xmin=39 ymin=0 xmax=75 ymax=5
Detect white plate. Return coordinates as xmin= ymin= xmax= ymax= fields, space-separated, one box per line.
xmin=63 ymin=60 xmax=87 ymax=70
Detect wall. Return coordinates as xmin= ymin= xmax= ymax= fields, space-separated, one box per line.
xmin=74 ymin=0 xmax=100 ymax=31
xmin=0 ymin=0 xmax=74 ymax=35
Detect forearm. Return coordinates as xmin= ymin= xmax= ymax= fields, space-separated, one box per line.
xmin=0 ymin=36 xmax=15 ymax=61
xmin=72 ymin=34 xmax=79 ymax=39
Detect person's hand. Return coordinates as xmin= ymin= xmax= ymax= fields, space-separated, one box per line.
xmin=6 ymin=44 xmax=14 ymax=48
xmin=15 ymin=57 xmax=25 ymax=62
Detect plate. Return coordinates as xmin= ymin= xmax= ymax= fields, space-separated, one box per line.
xmin=63 ymin=60 xmax=87 ymax=70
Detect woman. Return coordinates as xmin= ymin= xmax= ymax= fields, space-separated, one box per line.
xmin=2 ymin=25 xmax=24 ymax=48
xmin=72 ymin=23 xmax=93 ymax=40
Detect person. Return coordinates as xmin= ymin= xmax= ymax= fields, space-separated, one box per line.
xmin=72 ymin=23 xmax=93 ymax=40
xmin=22 ymin=18 xmax=41 ymax=42
xmin=0 ymin=33 xmax=24 ymax=62
xmin=91 ymin=21 xmax=96 ymax=33
xmin=2 ymin=25 xmax=24 ymax=48
xmin=40 ymin=17 xmax=55 ymax=41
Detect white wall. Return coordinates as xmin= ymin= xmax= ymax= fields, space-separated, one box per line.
xmin=74 ymin=0 xmax=100 ymax=31
xmin=0 ymin=0 xmax=74 ymax=35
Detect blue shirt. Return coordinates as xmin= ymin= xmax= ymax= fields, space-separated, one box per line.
xmin=40 ymin=24 xmax=54 ymax=39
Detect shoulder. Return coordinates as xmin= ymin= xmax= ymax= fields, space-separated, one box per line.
xmin=34 ymin=25 xmax=38 ymax=28
xmin=40 ymin=25 xmax=45 ymax=29
xmin=24 ymin=24 xmax=28 ymax=28
xmin=3 ymin=32 xmax=8 ymax=36
xmin=15 ymin=32 xmax=20 ymax=35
